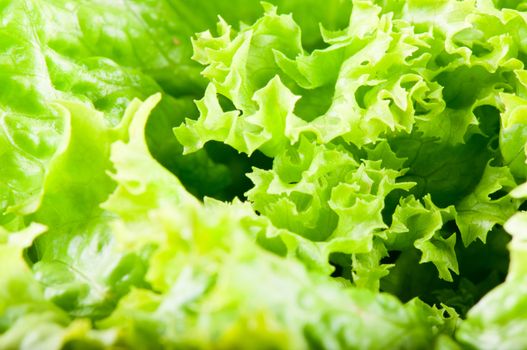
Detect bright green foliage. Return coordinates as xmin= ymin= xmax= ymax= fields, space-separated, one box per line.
xmin=0 ymin=224 xmax=118 ymax=350
xmin=3 ymin=0 xmax=527 ymax=349
xmin=176 ymin=0 xmax=525 ymax=289
xmin=457 ymin=212 xmax=527 ymax=350
xmin=28 ymin=100 xmax=151 ymax=319
xmin=385 ymin=195 xmax=458 ymax=282
xmin=99 ymin=97 xmax=458 ymax=349
xmin=455 ymin=165 xmax=520 ymax=246
xmin=173 ymin=0 xmax=527 ymax=346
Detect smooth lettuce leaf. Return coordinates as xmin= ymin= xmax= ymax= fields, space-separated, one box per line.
xmin=1 ymin=0 xmax=266 ymax=226
xmin=0 ymin=0 xmax=193 ymax=225
xmin=27 ymin=98 xmax=151 ymax=319
xmin=0 ymin=224 xmax=118 ymax=350
xmin=457 ymin=212 xmax=527 ymax=350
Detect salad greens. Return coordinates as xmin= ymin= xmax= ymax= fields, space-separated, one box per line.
xmin=2 ymin=0 xmax=527 ymax=349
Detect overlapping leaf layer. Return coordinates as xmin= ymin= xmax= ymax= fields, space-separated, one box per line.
xmin=2 ymin=0 xmax=527 ymax=349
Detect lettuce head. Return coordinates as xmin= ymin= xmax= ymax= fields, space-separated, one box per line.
xmin=2 ymin=0 xmax=527 ymax=349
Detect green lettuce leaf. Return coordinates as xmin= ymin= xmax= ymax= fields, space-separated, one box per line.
xmin=174 ymin=0 xmax=527 ymax=321
xmin=27 ymin=98 xmax=152 ymax=319
xmin=385 ymin=195 xmax=458 ymax=282
xmin=455 ymin=164 xmax=520 ymax=246
xmin=98 ymin=96 xmax=458 ymax=349
xmin=0 ymin=224 xmax=119 ymax=350
xmin=4 ymin=0 xmax=527 ymax=348
xmin=0 ymin=0 xmax=194 ymax=225
xmin=457 ymin=211 xmax=527 ymax=350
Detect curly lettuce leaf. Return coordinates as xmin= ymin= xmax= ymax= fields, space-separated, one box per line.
xmin=385 ymin=195 xmax=458 ymax=281
xmin=455 ymin=164 xmax=520 ymax=246
xmin=4 ymin=0 xmax=527 ymax=347
xmin=174 ymin=2 xmax=527 ymax=321
xmin=98 ymin=96 xmax=458 ymax=349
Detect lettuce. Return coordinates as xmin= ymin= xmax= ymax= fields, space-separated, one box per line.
xmin=2 ymin=0 xmax=527 ymax=349
xmin=175 ymin=0 xmax=523 ymax=292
